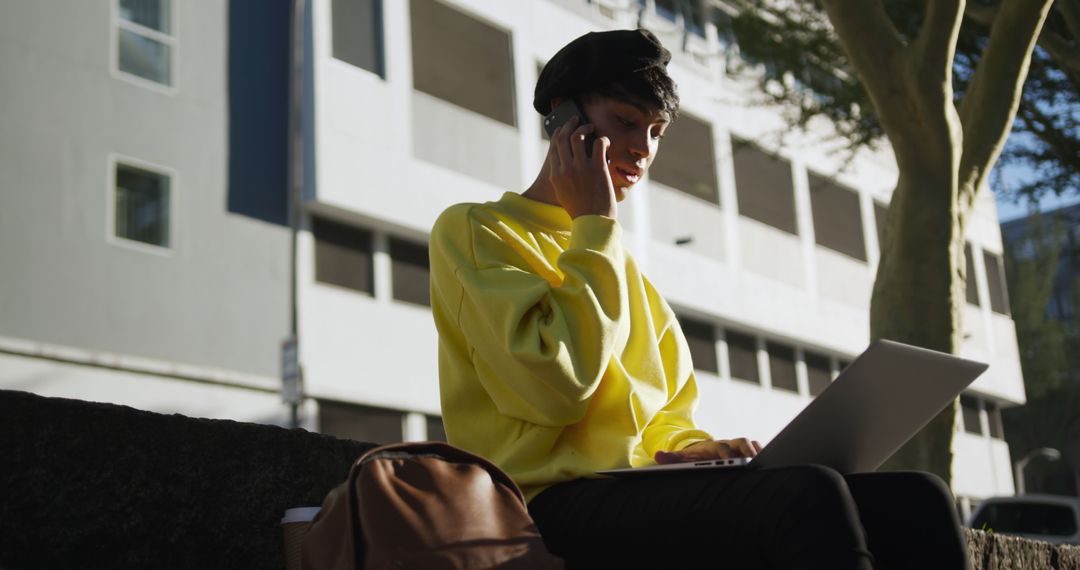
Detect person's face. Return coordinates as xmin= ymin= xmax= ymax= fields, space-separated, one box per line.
xmin=580 ymin=96 xmax=670 ymax=201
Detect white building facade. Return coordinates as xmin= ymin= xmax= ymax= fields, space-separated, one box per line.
xmin=0 ymin=0 xmax=1022 ymax=514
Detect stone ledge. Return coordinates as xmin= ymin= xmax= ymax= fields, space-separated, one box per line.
xmin=2 ymin=389 xmax=1079 ymax=569
xmin=965 ymin=528 xmax=1080 ymax=570
xmin=0 ymin=390 xmax=374 ymax=569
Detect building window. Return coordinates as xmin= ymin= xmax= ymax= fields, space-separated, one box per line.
xmin=733 ymin=139 xmax=797 ymax=235
xmin=114 ymin=162 xmax=171 ymax=248
xmin=874 ymin=201 xmax=889 ymax=250
xmin=726 ymin=330 xmax=759 ymax=384
xmin=652 ymin=0 xmax=705 ymax=37
xmin=332 ymin=0 xmax=384 ymax=76
xmin=410 ymin=0 xmax=516 ymax=127
xmin=313 ymin=217 xmax=374 ymax=295
xmin=965 ymin=243 xmax=980 ymax=306
xmin=767 ymin=342 xmax=798 ymax=393
xmin=655 ymin=0 xmax=679 ymax=21
xmin=650 ymin=113 xmax=720 ymax=205
xmin=804 ymin=352 xmax=832 ymax=396
xmin=389 ymin=237 xmax=431 ymax=307
xmin=986 ymin=401 xmax=1004 ymax=440
xmin=983 ymin=251 xmax=1011 ymax=315
xmin=679 ymin=316 xmax=718 ymax=374
xmin=808 ymin=173 xmax=867 ymax=261
xmin=115 ymin=0 xmax=175 ymax=87
xmin=426 ymin=415 xmax=447 ymax=441
xmin=961 ymin=395 xmax=982 ymax=435
xmin=318 ymin=400 xmax=403 ymax=443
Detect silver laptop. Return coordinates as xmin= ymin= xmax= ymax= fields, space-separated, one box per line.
xmin=599 ymin=339 xmax=989 ymax=476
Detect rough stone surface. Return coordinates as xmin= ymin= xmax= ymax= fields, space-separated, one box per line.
xmin=0 ymin=389 xmax=375 ymax=570
xmin=4 ymin=389 xmax=1080 ymax=569
xmin=964 ymin=527 xmax=1080 ymax=569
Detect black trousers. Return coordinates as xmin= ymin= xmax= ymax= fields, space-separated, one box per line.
xmin=528 ymin=465 xmax=970 ymax=570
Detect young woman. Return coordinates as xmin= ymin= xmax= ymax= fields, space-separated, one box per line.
xmin=429 ymin=29 xmax=970 ymax=569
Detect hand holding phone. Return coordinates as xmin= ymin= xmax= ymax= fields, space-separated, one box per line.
xmin=544 ymin=98 xmax=596 ymax=158
xmin=544 ymin=102 xmax=616 ymax=219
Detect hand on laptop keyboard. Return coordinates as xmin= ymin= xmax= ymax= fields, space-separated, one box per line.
xmin=654 ymin=438 xmax=762 ymax=464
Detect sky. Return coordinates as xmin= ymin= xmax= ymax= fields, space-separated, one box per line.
xmin=996 ymin=191 xmax=1080 ymax=224
xmin=993 ymin=158 xmax=1080 ymax=223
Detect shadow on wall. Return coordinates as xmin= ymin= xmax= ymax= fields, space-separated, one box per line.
xmin=227 ymin=0 xmax=292 ymax=226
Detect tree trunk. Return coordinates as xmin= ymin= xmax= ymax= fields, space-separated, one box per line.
xmin=817 ymin=0 xmax=1053 ymax=486
xmin=871 ymin=167 xmax=965 ymax=482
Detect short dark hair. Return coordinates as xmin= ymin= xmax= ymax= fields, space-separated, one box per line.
xmin=579 ymin=66 xmax=680 ymax=121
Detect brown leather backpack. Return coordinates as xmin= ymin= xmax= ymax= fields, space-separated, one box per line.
xmin=300 ymin=442 xmax=564 ymax=570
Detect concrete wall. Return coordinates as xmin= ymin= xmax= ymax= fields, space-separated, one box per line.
xmin=0 ymin=0 xmax=291 ymax=384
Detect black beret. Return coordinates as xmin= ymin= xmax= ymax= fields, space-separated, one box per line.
xmin=533 ymin=29 xmax=672 ymax=115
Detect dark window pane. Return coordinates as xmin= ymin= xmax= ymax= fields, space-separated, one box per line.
xmin=768 ymin=342 xmax=798 ymax=393
xmin=411 ymin=0 xmax=516 ymax=126
xmin=726 ymin=331 xmax=759 ymax=384
xmin=332 ymin=0 xmax=384 ymax=76
xmin=874 ymin=201 xmax=888 ymax=251
xmin=119 ymin=0 xmax=171 ymax=33
xmin=986 ymin=402 xmax=1004 ymax=439
xmin=685 ymin=0 xmax=706 ymax=37
xmin=650 ymin=113 xmax=720 ymax=204
xmin=808 ymin=173 xmax=866 ymax=261
xmin=679 ymin=316 xmax=718 ymax=374
xmin=961 ymin=395 xmax=982 ymax=435
xmin=655 ymin=0 xmax=678 ymax=21
xmin=118 ymin=28 xmax=171 ymax=85
xmin=966 ymin=243 xmax=980 ymax=306
xmin=389 ymin=237 xmax=431 ymax=306
xmin=313 ymin=217 xmax=374 ymax=294
xmin=115 ymin=163 xmax=170 ymax=247
xmin=426 ymin=415 xmax=447 ymax=442
xmin=733 ymin=139 xmax=797 ymax=234
xmin=984 ymin=251 xmax=1011 ymax=315
xmin=972 ymin=502 xmax=1078 ymax=536
xmin=318 ymin=400 xmax=402 ymax=443
xmin=805 ymin=352 xmax=832 ymax=396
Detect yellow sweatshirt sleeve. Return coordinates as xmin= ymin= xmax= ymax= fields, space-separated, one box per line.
xmin=435 ymin=209 xmax=629 ymax=427
xmin=640 ymin=301 xmax=713 ymax=456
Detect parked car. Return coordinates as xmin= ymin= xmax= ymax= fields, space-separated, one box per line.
xmin=969 ymin=494 xmax=1080 ymax=545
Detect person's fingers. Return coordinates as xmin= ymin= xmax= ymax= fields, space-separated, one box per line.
xmin=592 ymin=136 xmax=610 ymax=168
xmin=546 ymin=132 xmax=560 ymax=172
xmin=728 ymin=437 xmax=756 ymax=458
xmin=570 ymin=123 xmax=594 ymax=162
xmin=556 ymin=116 xmax=579 ymax=163
xmin=752 ymin=440 xmax=763 ymax=454
xmin=551 ymin=124 xmax=567 ymax=169
xmin=655 ymin=450 xmax=681 ymax=464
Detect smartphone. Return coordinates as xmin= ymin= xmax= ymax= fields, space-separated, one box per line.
xmin=543 ymin=98 xmax=596 ymax=158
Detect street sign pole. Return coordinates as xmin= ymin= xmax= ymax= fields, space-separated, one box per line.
xmin=282 ymin=336 xmax=303 ymax=428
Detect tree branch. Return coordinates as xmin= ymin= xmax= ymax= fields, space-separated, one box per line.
xmin=1040 ymin=25 xmax=1080 ymax=73
xmin=965 ymin=1 xmax=1080 ymax=74
xmin=957 ymin=0 xmax=1055 ymax=214
xmin=819 ymin=0 xmax=911 ymax=142
xmin=913 ymin=0 xmax=966 ymax=86
xmin=964 ymin=1 xmax=1000 ymax=25
xmin=967 ymin=1 xmax=1080 ymax=76
xmin=1058 ymin=0 xmax=1080 ymax=38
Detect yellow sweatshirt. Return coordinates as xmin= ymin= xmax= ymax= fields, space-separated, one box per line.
xmin=429 ymin=192 xmax=713 ymax=501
